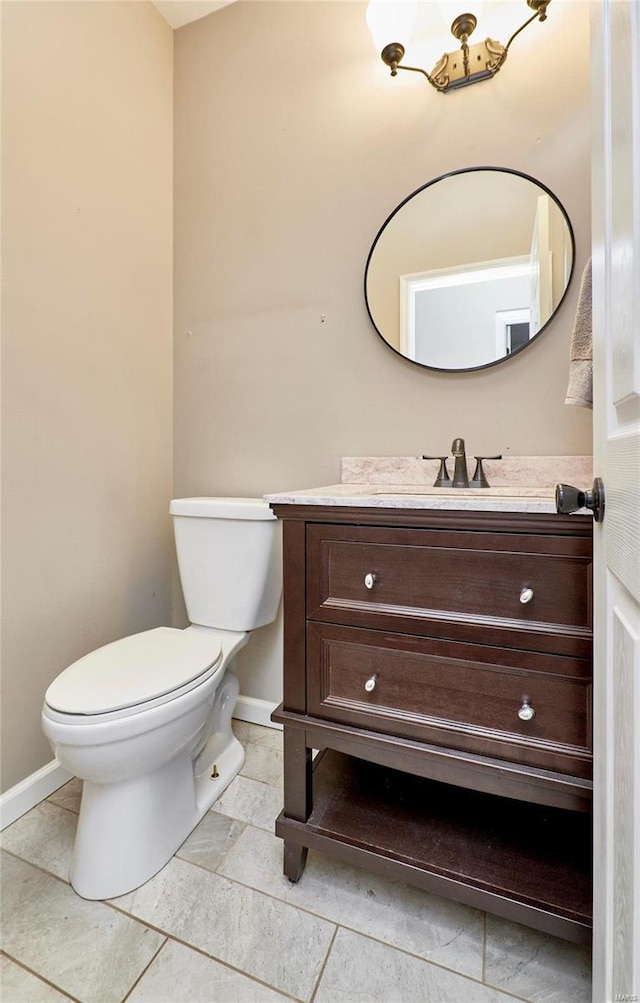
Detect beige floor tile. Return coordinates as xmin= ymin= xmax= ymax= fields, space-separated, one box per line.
xmin=0 ymin=852 xmax=165 ymax=1003
xmin=0 ymin=725 xmax=591 ymax=1003
xmin=128 ymin=939 xmax=291 ymax=1002
xmin=240 ymin=742 xmax=283 ymax=787
xmin=315 ymin=927 xmax=521 ymax=1003
xmin=0 ymin=801 xmax=76 ymax=881
xmin=218 ymin=823 xmax=485 ymax=980
xmin=485 ymin=914 xmax=592 ymax=1002
xmin=232 ymin=721 xmax=283 ymax=754
xmin=0 ymin=955 xmax=71 ymax=1002
xmin=176 ymin=810 xmax=245 ymax=872
xmin=213 ymin=774 xmax=282 ymax=831
xmin=47 ymin=778 xmax=82 ymax=814
xmin=111 ymin=855 xmax=334 ymax=1001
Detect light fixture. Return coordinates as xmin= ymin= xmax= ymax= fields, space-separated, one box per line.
xmin=366 ymin=0 xmax=551 ymax=93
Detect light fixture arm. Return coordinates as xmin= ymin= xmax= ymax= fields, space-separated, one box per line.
xmin=380 ymin=43 xmax=448 ymax=93
xmin=503 ymin=2 xmax=549 ymax=57
xmin=377 ymin=0 xmax=551 ymax=94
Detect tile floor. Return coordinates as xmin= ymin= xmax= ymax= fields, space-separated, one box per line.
xmin=1 ymin=721 xmax=592 ymax=1003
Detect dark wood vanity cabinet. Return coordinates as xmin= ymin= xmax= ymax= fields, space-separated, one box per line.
xmin=271 ymin=505 xmax=593 ymax=945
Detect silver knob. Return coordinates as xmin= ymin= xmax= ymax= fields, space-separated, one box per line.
xmin=364 ymin=675 xmax=377 ymax=693
xmin=518 ymin=698 xmax=536 ymax=721
xmin=364 ymin=573 xmax=377 ymax=590
xmin=520 ymin=587 xmax=534 ymax=604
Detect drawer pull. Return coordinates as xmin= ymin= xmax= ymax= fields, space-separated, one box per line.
xmin=518 ymin=699 xmax=536 ymax=722
xmin=364 ymin=675 xmax=378 ymax=693
xmin=519 ymin=587 xmax=535 ymax=604
xmin=364 ymin=573 xmax=377 ymax=590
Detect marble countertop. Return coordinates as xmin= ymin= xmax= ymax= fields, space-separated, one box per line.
xmin=264 ymin=483 xmax=568 ymax=514
xmin=264 ymin=456 xmax=594 ymax=516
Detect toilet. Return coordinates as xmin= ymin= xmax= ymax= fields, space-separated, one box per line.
xmin=41 ymin=497 xmax=281 ymax=900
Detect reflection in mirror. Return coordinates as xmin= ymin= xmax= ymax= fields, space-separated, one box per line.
xmin=365 ymin=168 xmax=575 ymax=372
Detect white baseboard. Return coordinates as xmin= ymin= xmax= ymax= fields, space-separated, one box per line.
xmin=0 ymin=760 xmax=73 ymax=831
xmin=233 ymin=695 xmax=281 ymax=730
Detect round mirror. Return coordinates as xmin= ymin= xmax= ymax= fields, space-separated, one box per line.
xmin=364 ymin=167 xmax=575 ymax=373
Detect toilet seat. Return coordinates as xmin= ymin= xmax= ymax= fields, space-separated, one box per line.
xmin=44 ymin=627 xmax=223 ymax=718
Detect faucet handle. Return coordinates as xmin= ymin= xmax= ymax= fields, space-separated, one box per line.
xmin=471 ymin=455 xmax=503 ymax=489
xmin=422 ymin=456 xmax=452 ymax=487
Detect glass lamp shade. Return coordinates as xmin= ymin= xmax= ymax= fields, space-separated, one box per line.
xmin=366 ymin=1 xmax=418 ymax=54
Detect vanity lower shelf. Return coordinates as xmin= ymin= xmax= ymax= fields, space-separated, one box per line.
xmin=276 ymin=748 xmax=592 ymax=945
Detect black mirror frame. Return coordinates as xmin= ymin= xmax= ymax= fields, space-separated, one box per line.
xmin=364 ymin=166 xmax=576 ymax=374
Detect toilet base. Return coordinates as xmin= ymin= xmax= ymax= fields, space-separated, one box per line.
xmin=69 ymin=677 xmax=245 ymax=901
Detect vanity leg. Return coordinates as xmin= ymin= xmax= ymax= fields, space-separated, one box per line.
xmin=283 ymin=728 xmax=313 ymax=818
xmin=281 ymin=728 xmax=312 ymax=881
xmin=284 ymin=842 xmax=308 ymax=882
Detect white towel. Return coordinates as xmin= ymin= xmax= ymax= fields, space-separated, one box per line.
xmin=565 ymin=258 xmax=593 ymax=409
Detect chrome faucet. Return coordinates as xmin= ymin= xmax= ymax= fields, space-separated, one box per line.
xmin=451 ymin=437 xmax=470 ymax=488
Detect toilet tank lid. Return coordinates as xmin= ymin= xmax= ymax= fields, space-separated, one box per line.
xmin=170 ymin=497 xmax=277 ymax=520
xmin=44 ymin=627 xmax=222 ymax=715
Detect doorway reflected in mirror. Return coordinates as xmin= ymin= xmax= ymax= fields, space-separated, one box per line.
xmin=364 ymin=167 xmax=574 ymax=373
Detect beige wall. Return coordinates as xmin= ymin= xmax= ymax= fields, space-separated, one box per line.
xmin=173 ymin=0 xmax=592 ymax=705
xmin=1 ymin=2 xmax=174 ymax=791
xmin=0 ymin=0 xmax=594 ymax=791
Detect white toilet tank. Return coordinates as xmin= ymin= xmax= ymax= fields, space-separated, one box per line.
xmin=170 ymin=497 xmax=282 ymax=632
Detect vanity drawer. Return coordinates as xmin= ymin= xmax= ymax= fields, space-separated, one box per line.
xmin=307 ymin=622 xmax=592 ymax=778
xmin=307 ymin=524 xmax=592 ymax=647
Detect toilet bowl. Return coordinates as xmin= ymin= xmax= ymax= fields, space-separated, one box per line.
xmin=41 ymin=498 xmax=281 ymax=900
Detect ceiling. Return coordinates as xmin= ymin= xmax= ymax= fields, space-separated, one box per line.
xmin=152 ymin=1 xmax=235 ymax=30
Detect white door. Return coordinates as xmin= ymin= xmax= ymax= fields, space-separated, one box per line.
xmin=529 ymin=194 xmax=552 ymax=334
xmin=591 ymin=2 xmax=640 ymax=1000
